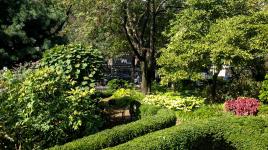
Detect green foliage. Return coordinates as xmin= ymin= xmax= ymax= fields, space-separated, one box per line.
xmin=259 ymin=74 xmax=268 ymax=103
xmin=142 ymin=93 xmax=205 ymax=111
xmin=158 ymin=0 xmax=268 ymax=101
xmin=217 ymin=78 xmax=261 ymax=101
xmin=0 ymin=0 xmax=67 ymax=67
xmin=0 ymin=65 xmax=32 ymax=149
xmin=108 ymin=116 xmax=268 ymax=150
xmin=107 ymin=79 xmax=131 ymax=92
xmin=159 ymin=0 xmax=268 ymax=83
xmin=137 ymin=104 xmax=162 ymax=118
xmin=175 ymin=104 xmax=229 ymax=122
xmin=101 ymin=88 xmax=145 ymax=109
xmin=41 ymin=44 xmax=103 ymax=88
xmin=62 ymin=0 xmax=181 ymax=57
xmin=49 ymin=106 xmax=176 ymax=150
xmin=112 ymin=88 xmax=145 ymax=101
xmin=151 ymin=81 xmax=168 ymax=94
xmin=0 ymin=67 xmax=103 ymax=149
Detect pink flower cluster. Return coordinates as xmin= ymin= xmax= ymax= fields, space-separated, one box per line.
xmin=224 ymin=97 xmax=260 ymax=116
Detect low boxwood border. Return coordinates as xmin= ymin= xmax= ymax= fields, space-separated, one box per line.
xmin=107 ymin=117 xmax=268 ymax=150
xmin=49 ymin=105 xmax=176 ymax=150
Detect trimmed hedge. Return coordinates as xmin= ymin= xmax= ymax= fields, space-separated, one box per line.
xmin=49 ymin=106 xmax=176 ymax=150
xmin=107 ymin=117 xmax=268 ymax=150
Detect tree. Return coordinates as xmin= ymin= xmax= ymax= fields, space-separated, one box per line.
xmin=121 ymin=0 xmax=183 ymax=94
xmin=63 ymin=0 xmax=182 ymax=94
xmin=158 ymin=0 xmax=268 ymax=101
xmin=0 ymin=0 xmax=70 ymax=68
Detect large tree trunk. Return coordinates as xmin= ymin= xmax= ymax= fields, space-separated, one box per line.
xmin=141 ymin=57 xmax=153 ymax=94
xmin=149 ymin=0 xmax=156 ymax=82
xmin=131 ymin=54 xmax=136 ymax=83
xmin=140 ymin=0 xmax=156 ymax=94
xmin=122 ymin=0 xmax=159 ymax=94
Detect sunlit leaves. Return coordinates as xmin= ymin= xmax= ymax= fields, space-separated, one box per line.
xmin=41 ymin=44 xmax=103 ymax=88
xmin=158 ymin=0 xmax=268 ymax=84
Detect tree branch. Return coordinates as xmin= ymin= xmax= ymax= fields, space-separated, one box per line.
xmin=50 ymin=5 xmax=73 ymax=36
xmin=156 ymin=0 xmax=168 ymax=13
xmin=122 ymin=1 xmax=144 ymax=61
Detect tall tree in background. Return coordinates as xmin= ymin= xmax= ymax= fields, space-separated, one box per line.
xmin=0 ymin=0 xmax=69 ymax=68
xmin=158 ymin=0 xmax=268 ymax=101
xmin=63 ymin=0 xmax=182 ymax=94
xmin=122 ymin=0 xmax=182 ymax=94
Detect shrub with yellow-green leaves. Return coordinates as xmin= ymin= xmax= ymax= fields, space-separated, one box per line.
xmin=142 ymin=94 xmax=204 ymax=111
xmin=0 ymin=67 xmax=103 ymax=149
xmin=112 ymin=88 xmax=145 ymax=101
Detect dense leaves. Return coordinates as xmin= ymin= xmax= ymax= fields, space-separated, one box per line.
xmin=50 ymin=106 xmax=176 ymax=150
xmin=224 ymin=97 xmax=260 ymax=116
xmin=41 ymin=44 xmax=103 ymax=88
xmin=159 ymin=0 xmax=268 ymax=83
xmin=0 ymin=67 xmax=103 ymax=149
xmin=107 ymin=79 xmax=131 ymax=93
xmin=108 ymin=117 xmax=268 ymax=150
xmin=158 ymin=0 xmax=268 ymax=101
xmin=0 ymin=0 xmax=68 ymax=68
xmin=142 ymin=93 xmax=204 ymax=111
xmin=259 ymin=74 xmax=268 ymax=103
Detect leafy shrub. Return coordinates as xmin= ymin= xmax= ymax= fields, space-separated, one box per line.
xmin=108 ymin=117 xmax=268 ymax=150
xmin=216 ymin=77 xmax=261 ymax=102
xmin=0 ymin=66 xmax=32 ymax=149
xmin=136 ymin=104 xmax=161 ymax=118
xmin=0 ymin=67 xmax=103 ymax=149
xmin=107 ymin=79 xmax=131 ymax=92
xmin=224 ymin=97 xmax=260 ymax=116
xmin=175 ymin=104 xmax=230 ymax=122
xmin=151 ymin=81 xmax=168 ymax=94
xmin=259 ymin=74 xmax=268 ymax=103
xmin=112 ymin=88 xmax=144 ymax=101
xmin=49 ymin=107 xmax=176 ymax=150
xmin=41 ymin=44 xmax=103 ymax=88
xmin=103 ymin=88 xmax=144 ymax=109
xmin=142 ymin=94 xmax=204 ymax=111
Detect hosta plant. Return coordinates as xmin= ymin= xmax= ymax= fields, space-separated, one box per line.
xmin=224 ymin=97 xmax=260 ymax=116
xmin=142 ymin=94 xmax=205 ymax=111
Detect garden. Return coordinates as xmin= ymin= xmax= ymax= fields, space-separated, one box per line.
xmin=0 ymin=0 xmax=268 ymax=150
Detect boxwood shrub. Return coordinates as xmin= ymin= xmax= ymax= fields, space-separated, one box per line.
xmin=49 ymin=106 xmax=176 ymax=150
xmin=108 ymin=117 xmax=268 ymax=150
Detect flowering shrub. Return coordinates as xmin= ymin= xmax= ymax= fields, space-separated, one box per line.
xmin=224 ymin=97 xmax=260 ymax=116
xmin=142 ymin=94 xmax=205 ymax=111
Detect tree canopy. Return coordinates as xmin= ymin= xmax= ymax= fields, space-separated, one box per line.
xmin=158 ymin=0 xmax=268 ymax=83
xmin=0 ymin=0 xmax=68 ymax=68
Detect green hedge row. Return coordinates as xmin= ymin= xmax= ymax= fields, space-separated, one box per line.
xmin=107 ymin=117 xmax=268 ymax=150
xmin=49 ymin=106 xmax=176 ymax=150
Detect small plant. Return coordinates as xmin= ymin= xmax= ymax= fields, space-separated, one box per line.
xmin=107 ymin=79 xmax=131 ymax=92
xmin=224 ymin=97 xmax=260 ymax=116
